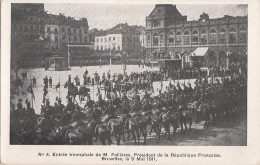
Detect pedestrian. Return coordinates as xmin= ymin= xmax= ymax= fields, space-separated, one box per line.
xmin=43 ymin=76 xmax=48 ymax=88
xmin=49 ymin=76 xmax=52 ymax=88
xmin=21 ymin=72 xmax=25 ymax=81
xmin=32 ymin=76 xmax=36 ymax=88
xmin=68 ymin=75 xmax=72 ymax=84
xmin=85 ymin=69 xmax=88 ymax=76
xmin=25 ymin=71 xmax=27 ymax=80
xmin=107 ymin=70 xmax=111 ymax=80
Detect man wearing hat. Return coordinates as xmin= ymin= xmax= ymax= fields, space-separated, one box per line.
xmin=43 ymin=76 xmax=48 ymax=89
xmin=24 ymin=99 xmax=35 ymax=117
xmin=133 ymin=90 xmax=140 ymax=102
xmin=84 ymin=69 xmax=88 ymax=76
xmin=91 ymin=105 xmax=102 ymax=121
xmin=143 ymin=90 xmax=151 ymax=101
xmin=49 ymin=76 xmax=52 ymax=88
xmin=121 ymin=92 xmax=129 ymax=103
xmin=16 ymin=98 xmax=25 ymax=117
xmin=102 ymin=101 xmax=116 ymax=123
xmin=68 ymin=75 xmax=72 ymax=85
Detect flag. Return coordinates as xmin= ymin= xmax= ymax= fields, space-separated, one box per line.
xmin=54 ymin=82 xmax=60 ymax=92
xmin=39 ymin=36 xmax=44 ymax=41
xmin=27 ymin=82 xmax=35 ymax=100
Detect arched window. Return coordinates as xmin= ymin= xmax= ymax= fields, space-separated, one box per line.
xmin=209 ymin=29 xmax=217 ymax=44
xmin=147 ymin=35 xmax=151 ymax=43
xmin=96 ymin=45 xmax=99 ymax=51
xmin=153 ymin=33 xmax=159 ymax=46
xmin=168 ymin=32 xmax=174 ymax=45
xmin=160 ymin=33 xmax=164 ymax=42
xmin=192 ymin=30 xmax=199 ymax=44
xmin=176 ymin=31 xmax=182 ymax=45
xmin=200 ymin=29 xmax=208 ymax=44
xmin=239 ymin=27 xmax=247 ymax=42
xmin=184 ymin=31 xmax=190 ymax=45
xmin=229 ymin=28 xmax=237 ymax=43
xmin=219 ymin=28 xmax=227 ymax=44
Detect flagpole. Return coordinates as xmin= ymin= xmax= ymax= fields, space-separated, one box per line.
xmin=30 ymin=76 xmax=33 ymax=108
xmin=59 ymin=75 xmax=61 ymax=99
xmin=93 ymin=82 xmax=95 ymax=102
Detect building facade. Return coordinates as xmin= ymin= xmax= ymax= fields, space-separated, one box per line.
xmin=11 ymin=4 xmax=91 ymax=68
xmin=94 ymin=23 xmax=144 ymax=59
xmin=145 ymin=4 xmax=248 ymax=66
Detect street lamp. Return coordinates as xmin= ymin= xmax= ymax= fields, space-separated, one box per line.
xmin=67 ymin=35 xmax=70 ymax=69
xmin=110 ymin=43 xmax=116 ymax=66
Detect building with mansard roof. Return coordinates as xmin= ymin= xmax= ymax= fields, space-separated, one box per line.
xmin=94 ymin=23 xmax=144 ymax=59
xmin=11 ymin=3 xmax=91 ymax=68
xmin=145 ymin=4 xmax=247 ymax=67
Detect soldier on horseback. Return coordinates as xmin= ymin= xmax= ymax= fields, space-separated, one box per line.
xmin=102 ymin=101 xmax=116 ymax=123
xmin=54 ymin=97 xmax=65 ymax=114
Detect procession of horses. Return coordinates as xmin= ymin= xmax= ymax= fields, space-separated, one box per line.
xmin=10 ymin=64 xmax=247 ymax=145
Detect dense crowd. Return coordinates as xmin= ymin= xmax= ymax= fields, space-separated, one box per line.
xmin=10 ymin=64 xmax=247 ymax=145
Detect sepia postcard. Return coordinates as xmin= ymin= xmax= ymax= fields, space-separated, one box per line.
xmin=1 ymin=0 xmax=260 ymax=164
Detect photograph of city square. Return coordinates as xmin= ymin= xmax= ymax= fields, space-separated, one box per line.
xmin=10 ymin=3 xmax=247 ymax=145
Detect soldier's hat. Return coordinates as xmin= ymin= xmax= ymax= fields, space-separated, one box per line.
xmin=18 ymin=98 xmax=22 ymax=102
xmin=26 ymin=100 xmax=31 ymax=106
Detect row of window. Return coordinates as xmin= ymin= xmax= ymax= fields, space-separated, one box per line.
xmin=96 ymin=36 xmax=140 ymax=43
xmin=96 ymin=37 xmax=116 ymax=42
xmin=13 ymin=24 xmax=44 ymax=33
xmin=147 ymin=27 xmax=247 ymax=45
xmin=20 ymin=17 xmax=44 ymax=24
xmin=96 ymin=44 xmax=141 ymax=51
xmin=61 ymin=27 xmax=87 ymax=34
xmin=46 ymin=27 xmax=87 ymax=34
xmin=96 ymin=45 xmax=120 ymax=51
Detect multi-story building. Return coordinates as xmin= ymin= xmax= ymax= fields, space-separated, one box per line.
xmin=11 ymin=3 xmax=47 ymax=68
xmin=140 ymin=30 xmax=146 ymax=49
xmin=11 ymin=3 xmax=91 ymax=68
xmin=145 ymin=4 xmax=248 ymax=66
xmin=94 ymin=23 xmax=144 ymax=59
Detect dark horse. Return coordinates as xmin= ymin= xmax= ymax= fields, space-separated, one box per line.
xmin=65 ymin=82 xmax=90 ymax=103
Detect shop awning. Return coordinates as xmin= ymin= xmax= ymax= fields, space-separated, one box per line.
xmin=191 ymin=47 xmax=208 ymax=56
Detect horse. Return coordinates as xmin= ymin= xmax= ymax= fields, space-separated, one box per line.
xmin=77 ymin=120 xmax=100 ymax=145
xmin=107 ymin=114 xmax=128 ymax=145
xmin=198 ymin=102 xmax=211 ymax=127
xmin=189 ymin=101 xmax=201 ymax=123
xmin=160 ymin=111 xmax=179 ymax=140
xmin=124 ymin=114 xmax=140 ymax=145
xmin=95 ymin=124 xmax=112 ymax=145
xmin=148 ymin=111 xmax=161 ymax=143
xmin=64 ymin=82 xmax=79 ymax=103
xmin=78 ymin=86 xmax=90 ymax=102
xmin=65 ymin=128 xmax=83 ymax=145
xmin=178 ymin=107 xmax=192 ymax=133
xmin=135 ymin=113 xmax=151 ymax=145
